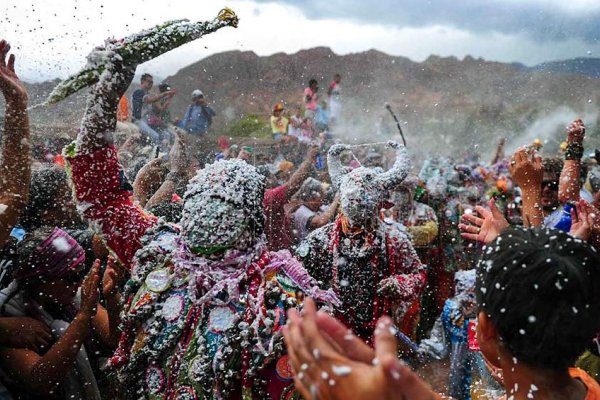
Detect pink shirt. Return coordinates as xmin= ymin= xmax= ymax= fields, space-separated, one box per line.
xmin=303 ymin=87 xmax=318 ymax=111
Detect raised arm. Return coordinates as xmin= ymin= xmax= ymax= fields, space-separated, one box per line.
xmin=286 ymin=145 xmax=318 ymax=196
xmin=65 ymin=54 xmax=157 ymax=269
xmin=132 ymin=157 xmax=167 ymax=207
xmin=143 ymin=89 xmax=175 ymax=106
xmin=491 ymin=137 xmax=506 ymax=165
xmin=559 ymin=119 xmax=585 ymax=203
xmin=75 ymin=53 xmax=136 ymax=155
xmin=91 ymin=257 xmax=124 ymax=349
xmin=0 ymin=40 xmax=30 ymax=247
xmin=509 ymin=148 xmax=544 ymax=227
xmin=308 ymin=193 xmax=340 ymax=229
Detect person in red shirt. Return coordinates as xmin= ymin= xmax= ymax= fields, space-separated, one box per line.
xmin=263 ymin=145 xmax=319 ymax=251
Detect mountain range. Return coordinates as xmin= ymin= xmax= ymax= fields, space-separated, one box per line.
xmin=6 ymin=47 xmax=600 ymax=161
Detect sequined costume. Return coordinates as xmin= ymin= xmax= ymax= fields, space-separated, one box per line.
xmin=64 ymin=50 xmax=338 ymax=400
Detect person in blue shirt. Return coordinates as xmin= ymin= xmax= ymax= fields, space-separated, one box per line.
xmin=314 ymin=100 xmax=330 ymax=133
xmin=178 ymin=90 xmax=216 ymax=164
xmin=179 ymin=89 xmax=216 ymax=135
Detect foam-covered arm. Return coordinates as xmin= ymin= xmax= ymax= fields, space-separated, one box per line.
xmin=75 ymin=56 xmax=136 ymax=155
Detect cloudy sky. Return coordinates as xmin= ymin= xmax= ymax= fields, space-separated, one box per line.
xmin=1 ymin=0 xmax=599 ymax=82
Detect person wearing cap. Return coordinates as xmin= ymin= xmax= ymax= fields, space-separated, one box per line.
xmin=178 ymin=89 xmax=216 ymax=163
xmin=270 ymin=103 xmax=289 ymax=141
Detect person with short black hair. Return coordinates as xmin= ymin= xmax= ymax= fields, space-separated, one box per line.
xmin=303 ymin=78 xmax=319 ymax=120
xmin=476 ymin=227 xmax=600 ymax=375
xmin=130 ymin=73 xmax=176 ymax=147
xmin=20 ymin=166 xmax=81 ymax=231
xmin=284 ymin=226 xmax=600 ymax=399
xmin=289 ymin=177 xmax=339 ymax=244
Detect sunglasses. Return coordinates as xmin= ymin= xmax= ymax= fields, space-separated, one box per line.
xmin=541 ymin=180 xmax=558 ymax=190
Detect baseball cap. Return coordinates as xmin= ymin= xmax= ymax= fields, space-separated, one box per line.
xmin=192 ymin=89 xmax=204 ymax=98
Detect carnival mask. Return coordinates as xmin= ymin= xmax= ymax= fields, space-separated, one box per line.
xmin=180 ymin=159 xmax=265 ymax=255
xmin=328 ymin=141 xmax=410 ymax=227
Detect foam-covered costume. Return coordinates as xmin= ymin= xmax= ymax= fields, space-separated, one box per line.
xmin=297 ymin=142 xmax=426 ymax=341
xmin=418 ymin=269 xmax=477 ymax=400
xmin=64 ymin=50 xmax=338 ymax=400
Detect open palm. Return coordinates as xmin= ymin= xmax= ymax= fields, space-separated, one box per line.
xmin=459 ymin=199 xmax=510 ymax=244
xmin=0 ymin=40 xmax=27 ymax=102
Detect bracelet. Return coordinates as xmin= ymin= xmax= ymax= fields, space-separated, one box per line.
xmin=565 ymin=142 xmax=584 ymax=160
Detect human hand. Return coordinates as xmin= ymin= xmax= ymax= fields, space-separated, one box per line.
xmin=0 ymin=40 xmax=27 ymax=104
xmin=79 ymin=259 xmax=101 ymax=319
xmin=459 ymin=198 xmax=510 ymax=244
xmin=283 ymin=298 xmax=440 ymax=400
xmin=102 ymin=256 xmax=124 ymax=299
xmin=566 ymin=119 xmax=585 ymax=144
xmin=377 ymin=277 xmax=403 ymax=300
xmin=169 ymin=130 xmax=188 ymax=176
xmin=0 ymin=317 xmax=53 ymax=353
xmin=134 ymin=157 xmax=166 ymax=196
xmin=508 ymin=147 xmax=543 ymax=192
xmin=570 ymin=200 xmax=596 ymax=241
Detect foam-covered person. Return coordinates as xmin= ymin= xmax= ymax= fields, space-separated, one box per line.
xmin=63 ymin=49 xmax=338 ymax=399
xmin=296 ymin=141 xmax=426 ymax=342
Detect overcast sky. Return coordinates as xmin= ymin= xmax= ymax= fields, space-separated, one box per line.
xmin=1 ymin=0 xmax=599 ymax=82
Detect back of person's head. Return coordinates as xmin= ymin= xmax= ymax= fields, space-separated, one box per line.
xmin=477 ymin=226 xmax=600 ymax=370
xmin=308 ymin=78 xmax=318 ymax=87
xmin=295 ymin=178 xmax=324 ymax=202
xmin=542 ymin=157 xmax=563 ymax=177
xmin=20 ymin=165 xmax=68 ymax=230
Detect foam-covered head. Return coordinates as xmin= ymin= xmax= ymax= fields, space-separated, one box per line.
xmin=339 ymin=167 xmax=384 ymax=226
xmin=328 ymin=141 xmax=410 ymax=226
xmin=180 ymin=159 xmax=265 ymax=254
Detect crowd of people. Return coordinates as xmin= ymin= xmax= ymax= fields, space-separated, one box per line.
xmin=1 ymin=33 xmax=600 ymax=400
